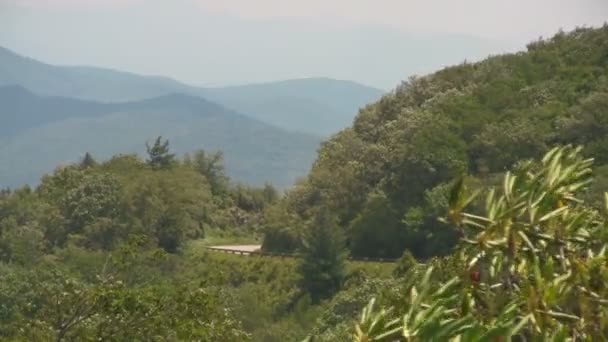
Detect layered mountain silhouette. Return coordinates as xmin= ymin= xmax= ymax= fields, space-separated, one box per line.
xmin=0 ymin=46 xmax=383 ymax=136
xmin=0 ymin=46 xmax=384 ymax=188
xmin=0 ymin=85 xmax=320 ymax=188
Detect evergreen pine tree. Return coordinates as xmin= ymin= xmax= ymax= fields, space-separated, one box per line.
xmin=80 ymin=152 xmax=97 ymax=169
xmin=146 ymin=136 xmax=176 ymax=170
xmin=298 ymin=208 xmax=348 ymax=302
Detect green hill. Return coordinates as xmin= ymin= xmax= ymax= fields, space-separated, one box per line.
xmin=263 ymin=26 xmax=608 ymax=259
xmin=3 ymin=26 xmax=608 ymax=342
xmin=0 ymin=86 xmax=320 ymax=188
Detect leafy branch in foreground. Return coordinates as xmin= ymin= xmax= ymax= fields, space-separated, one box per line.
xmin=347 ymin=146 xmax=608 ymax=341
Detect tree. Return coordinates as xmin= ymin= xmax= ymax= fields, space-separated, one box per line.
xmin=262 ymin=183 xmax=279 ymax=204
xmin=0 ymin=261 xmax=250 ymax=341
xmin=79 ymin=152 xmax=97 ymax=169
xmin=192 ymin=149 xmax=229 ymax=196
xmin=39 ymin=171 xmax=122 ymax=248
xmin=64 ymin=173 xmax=122 ymax=235
xmin=276 ymin=27 xmax=608 ymax=261
xmin=261 ymin=203 xmax=304 ymax=253
xmin=350 ymin=146 xmax=608 ymax=340
xmin=0 ymin=187 xmax=10 ymax=199
xmin=145 ymin=136 xmax=176 ymax=170
xmin=348 ymin=191 xmax=407 ymax=259
xmin=122 ymin=169 xmax=213 ymax=253
xmin=298 ymin=208 xmax=347 ymax=302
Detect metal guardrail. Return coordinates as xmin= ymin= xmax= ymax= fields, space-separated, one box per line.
xmin=204 ymin=246 xmax=398 ymax=263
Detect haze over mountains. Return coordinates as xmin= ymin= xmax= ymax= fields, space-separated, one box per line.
xmin=0 ymin=46 xmax=383 ymax=135
xmin=0 ymin=46 xmax=383 ymax=188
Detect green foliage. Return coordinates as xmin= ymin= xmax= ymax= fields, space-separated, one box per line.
xmin=120 ymin=168 xmax=213 ymax=252
xmin=342 ymin=145 xmax=608 ymax=340
xmin=0 ymin=140 xmax=293 ymax=341
xmin=191 ymin=149 xmax=230 ymax=197
xmin=262 ymin=203 xmax=304 ymax=253
xmin=264 ymin=26 xmax=608 ymax=260
xmin=145 ymin=136 xmax=176 ymax=170
xmin=12 ymin=143 xmax=279 ymax=254
xmin=4 ymin=26 xmax=608 ymax=342
xmin=311 ymin=275 xmax=400 ymax=341
xmin=393 ymin=250 xmax=419 ymax=277
xmin=79 ymin=152 xmax=97 ymax=169
xmin=0 ymin=85 xmax=322 ymax=189
xmin=349 ymin=191 xmax=407 ymax=259
xmin=0 ymin=260 xmax=249 ymax=341
xmin=0 ymin=224 xmax=45 ymax=265
xmin=178 ymin=248 xmax=316 ymax=341
xmin=298 ymin=209 xmax=348 ymax=302
xmin=64 ymin=172 xmax=122 ymax=238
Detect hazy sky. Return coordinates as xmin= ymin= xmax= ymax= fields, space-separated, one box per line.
xmin=1 ymin=0 xmax=606 ymax=89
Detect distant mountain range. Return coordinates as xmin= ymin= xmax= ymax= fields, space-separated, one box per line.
xmin=0 ymin=46 xmax=383 ymax=136
xmin=0 ymin=85 xmax=320 ymax=188
xmin=0 ymin=46 xmax=384 ymax=188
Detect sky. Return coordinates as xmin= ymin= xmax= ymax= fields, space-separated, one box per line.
xmin=0 ymin=0 xmax=606 ymax=89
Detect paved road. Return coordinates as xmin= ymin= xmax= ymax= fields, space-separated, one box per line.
xmin=207 ymin=245 xmax=262 ymax=254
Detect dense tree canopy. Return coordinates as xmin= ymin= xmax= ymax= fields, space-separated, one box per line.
xmin=347 ymin=146 xmax=608 ymax=341
xmin=263 ymin=26 xmax=608 ymax=260
xmin=2 ymin=26 xmax=608 ymax=341
xmin=0 ymin=136 xmax=289 ymax=340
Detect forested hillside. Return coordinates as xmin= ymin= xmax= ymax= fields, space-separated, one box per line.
xmin=264 ymin=26 xmax=608 ymax=341
xmin=324 ymin=145 xmax=608 ymax=340
xmin=0 ymin=86 xmax=320 ymax=188
xmin=0 ymin=139 xmax=392 ymax=341
xmin=263 ymin=26 xmax=608 ymax=260
xmin=2 ymin=26 xmax=608 ymax=341
xmin=0 ymin=140 xmax=282 ymax=339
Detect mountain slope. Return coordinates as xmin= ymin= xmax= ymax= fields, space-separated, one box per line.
xmin=0 ymin=85 xmax=112 ymax=136
xmin=0 ymin=86 xmax=320 ymax=188
xmin=0 ymin=46 xmax=383 ymax=136
xmin=264 ymin=26 xmax=608 ymax=259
